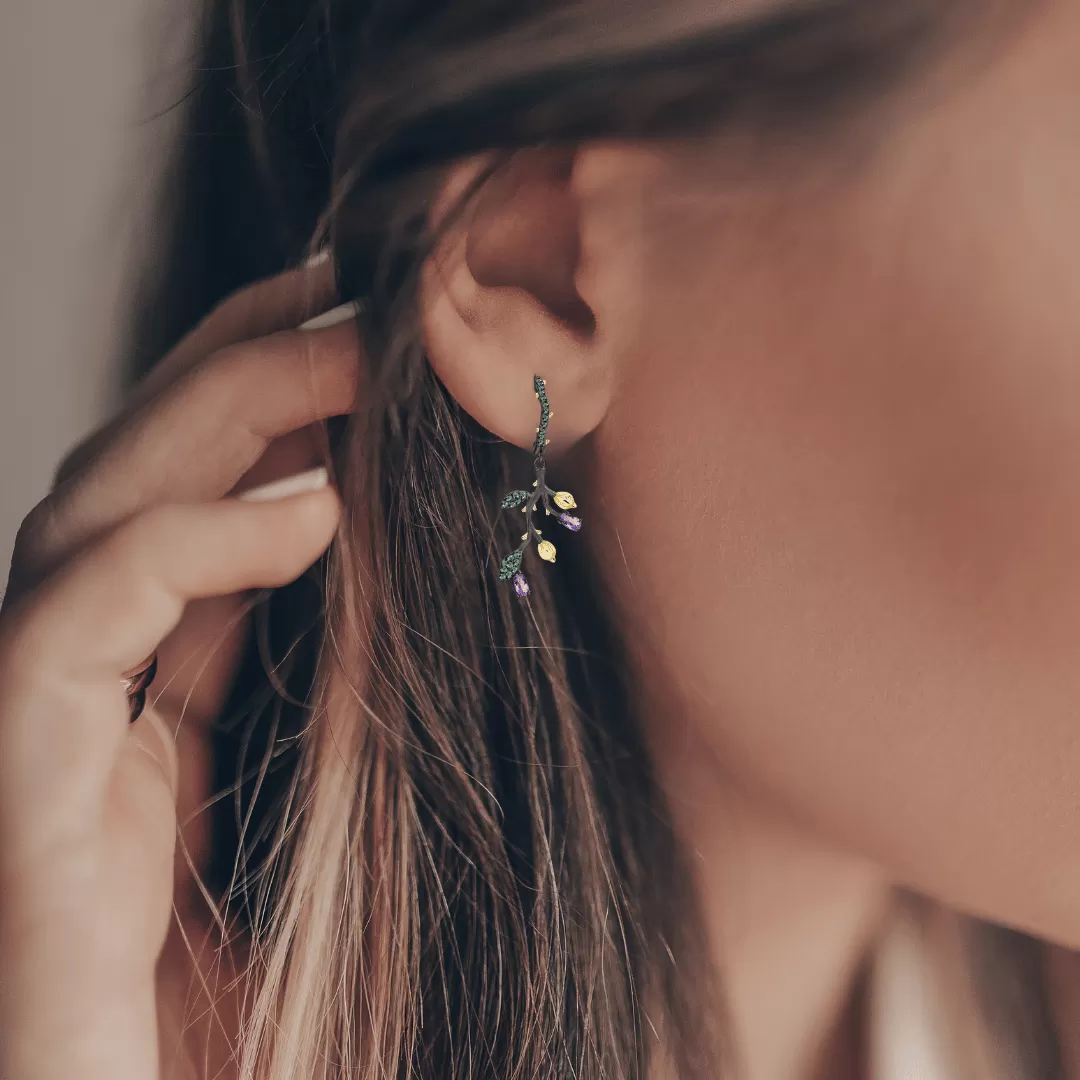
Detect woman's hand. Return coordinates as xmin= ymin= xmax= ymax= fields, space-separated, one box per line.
xmin=0 ymin=264 xmax=361 ymax=1080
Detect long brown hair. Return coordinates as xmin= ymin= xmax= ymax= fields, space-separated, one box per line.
xmin=129 ymin=1 xmax=1073 ymax=1077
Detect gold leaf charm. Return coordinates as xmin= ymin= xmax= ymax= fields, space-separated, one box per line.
xmin=553 ymin=491 xmax=577 ymax=510
xmin=537 ymin=540 xmax=557 ymax=563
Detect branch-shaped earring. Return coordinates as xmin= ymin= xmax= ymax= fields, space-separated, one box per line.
xmin=497 ymin=375 xmax=582 ymax=597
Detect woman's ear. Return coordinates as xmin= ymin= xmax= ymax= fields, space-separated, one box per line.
xmin=419 ymin=143 xmax=652 ymax=461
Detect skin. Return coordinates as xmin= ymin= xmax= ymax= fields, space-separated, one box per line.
xmin=0 ymin=265 xmax=357 ymax=1080
xmin=422 ymin=0 xmax=1080 ymax=1073
xmin=4 ymin=0 xmax=1080 ymax=1078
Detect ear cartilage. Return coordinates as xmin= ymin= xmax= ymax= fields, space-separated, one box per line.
xmin=496 ymin=375 xmax=583 ymax=596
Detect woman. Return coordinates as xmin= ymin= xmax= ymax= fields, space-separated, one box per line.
xmin=3 ymin=0 xmax=1080 ymax=1077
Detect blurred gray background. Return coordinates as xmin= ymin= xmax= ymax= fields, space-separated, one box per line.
xmin=0 ymin=0 xmax=197 ymax=580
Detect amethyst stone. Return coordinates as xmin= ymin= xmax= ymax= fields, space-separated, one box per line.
xmin=512 ymin=572 xmax=530 ymax=597
xmin=557 ymin=513 xmax=582 ymax=532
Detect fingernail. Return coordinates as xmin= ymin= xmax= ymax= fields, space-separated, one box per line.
xmin=239 ymin=467 xmax=330 ymax=502
xmin=303 ymin=247 xmax=332 ymax=268
xmin=299 ymin=300 xmax=361 ymax=331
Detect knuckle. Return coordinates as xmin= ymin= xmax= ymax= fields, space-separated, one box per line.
xmin=89 ymin=509 xmax=170 ymax=599
xmin=9 ymin=497 xmax=62 ymax=582
xmin=51 ymin=414 xmax=126 ymax=490
xmin=188 ymin=334 xmax=306 ymax=441
xmin=0 ymin=588 xmax=57 ymax=687
xmin=118 ymin=504 xmax=186 ymax=559
xmin=190 ymin=339 xmax=260 ymax=408
xmin=95 ymin=509 xmax=185 ymax=620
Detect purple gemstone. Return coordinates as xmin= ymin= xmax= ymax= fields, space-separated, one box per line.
xmin=512 ymin=572 xmax=530 ymax=597
xmin=557 ymin=513 xmax=582 ymax=532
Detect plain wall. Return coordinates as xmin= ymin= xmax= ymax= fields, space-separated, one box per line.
xmin=0 ymin=0 xmax=197 ymax=580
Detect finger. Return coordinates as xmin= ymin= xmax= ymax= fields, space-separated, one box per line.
xmin=52 ymin=259 xmax=340 ymax=486
xmin=14 ymin=316 xmax=360 ymax=584
xmin=38 ymin=487 xmax=339 ymax=675
xmin=106 ymin=703 xmax=181 ymax=954
xmin=111 ymin=423 xmax=334 ymax=731
xmin=0 ymin=485 xmax=340 ymax=805
xmin=141 ymin=256 xmax=339 ymax=400
xmin=127 ymin=703 xmax=179 ymax=800
xmin=102 ymin=733 xmax=179 ymax=964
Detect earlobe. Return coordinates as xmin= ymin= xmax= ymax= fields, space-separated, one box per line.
xmin=419 ymin=146 xmax=620 ymax=463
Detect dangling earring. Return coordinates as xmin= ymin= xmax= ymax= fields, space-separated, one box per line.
xmin=497 ymin=375 xmax=582 ymax=597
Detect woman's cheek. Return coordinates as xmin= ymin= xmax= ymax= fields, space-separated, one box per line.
xmin=592 ymin=40 xmax=1080 ymax=949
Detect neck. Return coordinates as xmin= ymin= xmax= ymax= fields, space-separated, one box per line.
xmin=647 ymin=713 xmax=894 ymax=1080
